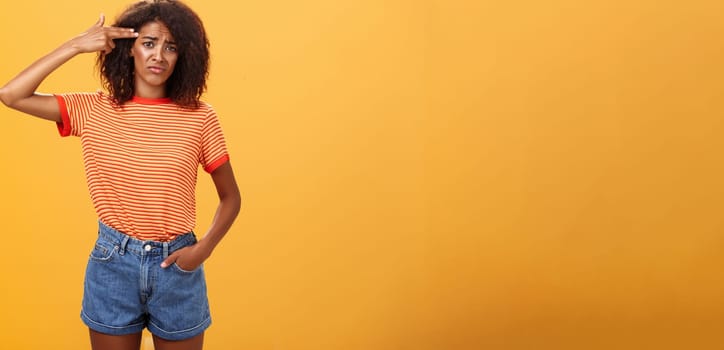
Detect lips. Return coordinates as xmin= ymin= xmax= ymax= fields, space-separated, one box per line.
xmin=148 ymin=66 xmax=165 ymax=74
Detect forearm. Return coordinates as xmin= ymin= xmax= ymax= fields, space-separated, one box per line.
xmin=1 ymin=15 xmax=137 ymax=120
xmin=160 ymin=159 xmax=240 ymax=270
xmin=197 ymin=192 xmax=241 ymax=256
xmin=0 ymin=41 xmax=80 ymax=107
xmin=159 ymin=193 xmax=240 ymax=270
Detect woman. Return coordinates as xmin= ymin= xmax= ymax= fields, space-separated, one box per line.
xmin=0 ymin=1 xmax=241 ymax=349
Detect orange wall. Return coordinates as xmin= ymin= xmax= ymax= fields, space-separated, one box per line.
xmin=1 ymin=0 xmax=723 ymax=349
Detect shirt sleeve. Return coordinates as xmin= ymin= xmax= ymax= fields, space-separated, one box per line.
xmin=199 ymin=106 xmax=230 ymax=173
xmin=54 ymin=92 xmax=99 ymax=137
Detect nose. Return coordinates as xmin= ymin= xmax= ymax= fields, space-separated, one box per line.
xmin=151 ymin=46 xmax=165 ymax=62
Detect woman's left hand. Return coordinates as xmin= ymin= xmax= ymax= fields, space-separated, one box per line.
xmin=160 ymin=242 xmax=211 ymax=271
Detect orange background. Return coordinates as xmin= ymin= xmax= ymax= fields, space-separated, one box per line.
xmin=1 ymin=0 xmax=723 ymax=349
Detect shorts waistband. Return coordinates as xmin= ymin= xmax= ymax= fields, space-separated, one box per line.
xmin=97 ymin=221 xmax=197 ymax=258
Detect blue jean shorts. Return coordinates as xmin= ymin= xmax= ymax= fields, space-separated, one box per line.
xmin=81 ymin=221 xmax=211 ymax=341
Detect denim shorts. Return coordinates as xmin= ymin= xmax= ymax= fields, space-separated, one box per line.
xmin=81 ymin=221 xmax=211 ymax=341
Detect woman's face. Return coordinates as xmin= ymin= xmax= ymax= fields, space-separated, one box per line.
xmin=130 ymin=21 xmax=178 ymax=98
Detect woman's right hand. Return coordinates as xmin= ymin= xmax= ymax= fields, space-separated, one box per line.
xmin=70 ymin=14 xmax=138 ymax=55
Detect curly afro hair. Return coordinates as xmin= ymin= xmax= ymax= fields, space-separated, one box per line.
xmin=98 ymin=0 xmax=209 ymax=108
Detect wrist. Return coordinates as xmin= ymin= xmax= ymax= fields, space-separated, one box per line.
xmin=195 ymin=238 xmax=215 ymax=258
xmin=61 ymin=39 xmax=83 ymax=56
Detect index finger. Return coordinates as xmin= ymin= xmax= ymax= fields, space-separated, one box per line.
xmin=106 ymin=27 xmax=138 ymax=39
xmin=160 ymin=252 xmax=179 ymax=268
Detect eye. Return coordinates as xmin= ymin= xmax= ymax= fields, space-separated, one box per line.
xmin=165 ymin=45 xmax=178 ymax=52
xmin=142 ymin=41 xmax=155 ymax=48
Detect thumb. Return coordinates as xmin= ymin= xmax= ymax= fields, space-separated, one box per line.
xmin=161 ymin=252 xmax=178 ymax=268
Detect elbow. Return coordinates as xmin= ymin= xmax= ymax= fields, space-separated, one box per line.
xmin=232 ymin=191 xmax=242 ymax=217
xmin=0 ymin=86 xmax=20 ymax=109
xmin=0 ymin=86 xmax=12 ymax=107
xmin=222 ymin=189 xmax=242 ymax=218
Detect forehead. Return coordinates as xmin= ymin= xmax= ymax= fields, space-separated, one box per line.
xmin=138 ymin=21 xmax=175 ymax=40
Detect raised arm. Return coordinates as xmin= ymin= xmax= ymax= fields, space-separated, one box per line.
xmin=0 ymin=14 xmax=138 ymax=122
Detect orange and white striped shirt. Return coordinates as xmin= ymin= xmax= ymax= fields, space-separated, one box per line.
xmin=55 ymin=92 xmax=229 ymax=241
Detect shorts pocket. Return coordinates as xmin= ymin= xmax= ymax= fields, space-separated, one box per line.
xmin=172 ymin=262 xmax=202 ymax=274
xmin=89 ymin=242 xmax=118 ymax=262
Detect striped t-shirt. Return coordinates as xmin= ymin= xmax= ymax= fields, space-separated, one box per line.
xmin=55 ymin=92 xmax=229 ymax=241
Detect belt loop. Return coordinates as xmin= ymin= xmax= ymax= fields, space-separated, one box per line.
xmin=119 ymin=235 xmax=130 ymax=255
xmin=163 ymin=242 xmax=169 ymax=258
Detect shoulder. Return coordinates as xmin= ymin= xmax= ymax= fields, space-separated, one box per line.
xmin=188 ymin=100 xmax=218 ymax=119
xmin=198 ymin=100 xmax=215 ymax=113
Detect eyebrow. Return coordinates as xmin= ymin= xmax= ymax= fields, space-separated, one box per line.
xmin=141 ymin=36 xmax=177 ymax=45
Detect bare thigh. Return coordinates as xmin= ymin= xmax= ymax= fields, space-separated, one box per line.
xmin=89 ymin=329 xmax=142 ymax=350
xmin=153 ymin=332 xmax=204 ymax=350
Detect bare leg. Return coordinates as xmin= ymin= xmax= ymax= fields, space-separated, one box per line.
xmin=89 ymin=329 xmax=142 ymax=350
xmin=153 ymin=332 xmax=204 ymax=350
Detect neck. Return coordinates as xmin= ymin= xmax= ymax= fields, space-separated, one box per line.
xmin=134 ymin=85 xmax=167 ymax=99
